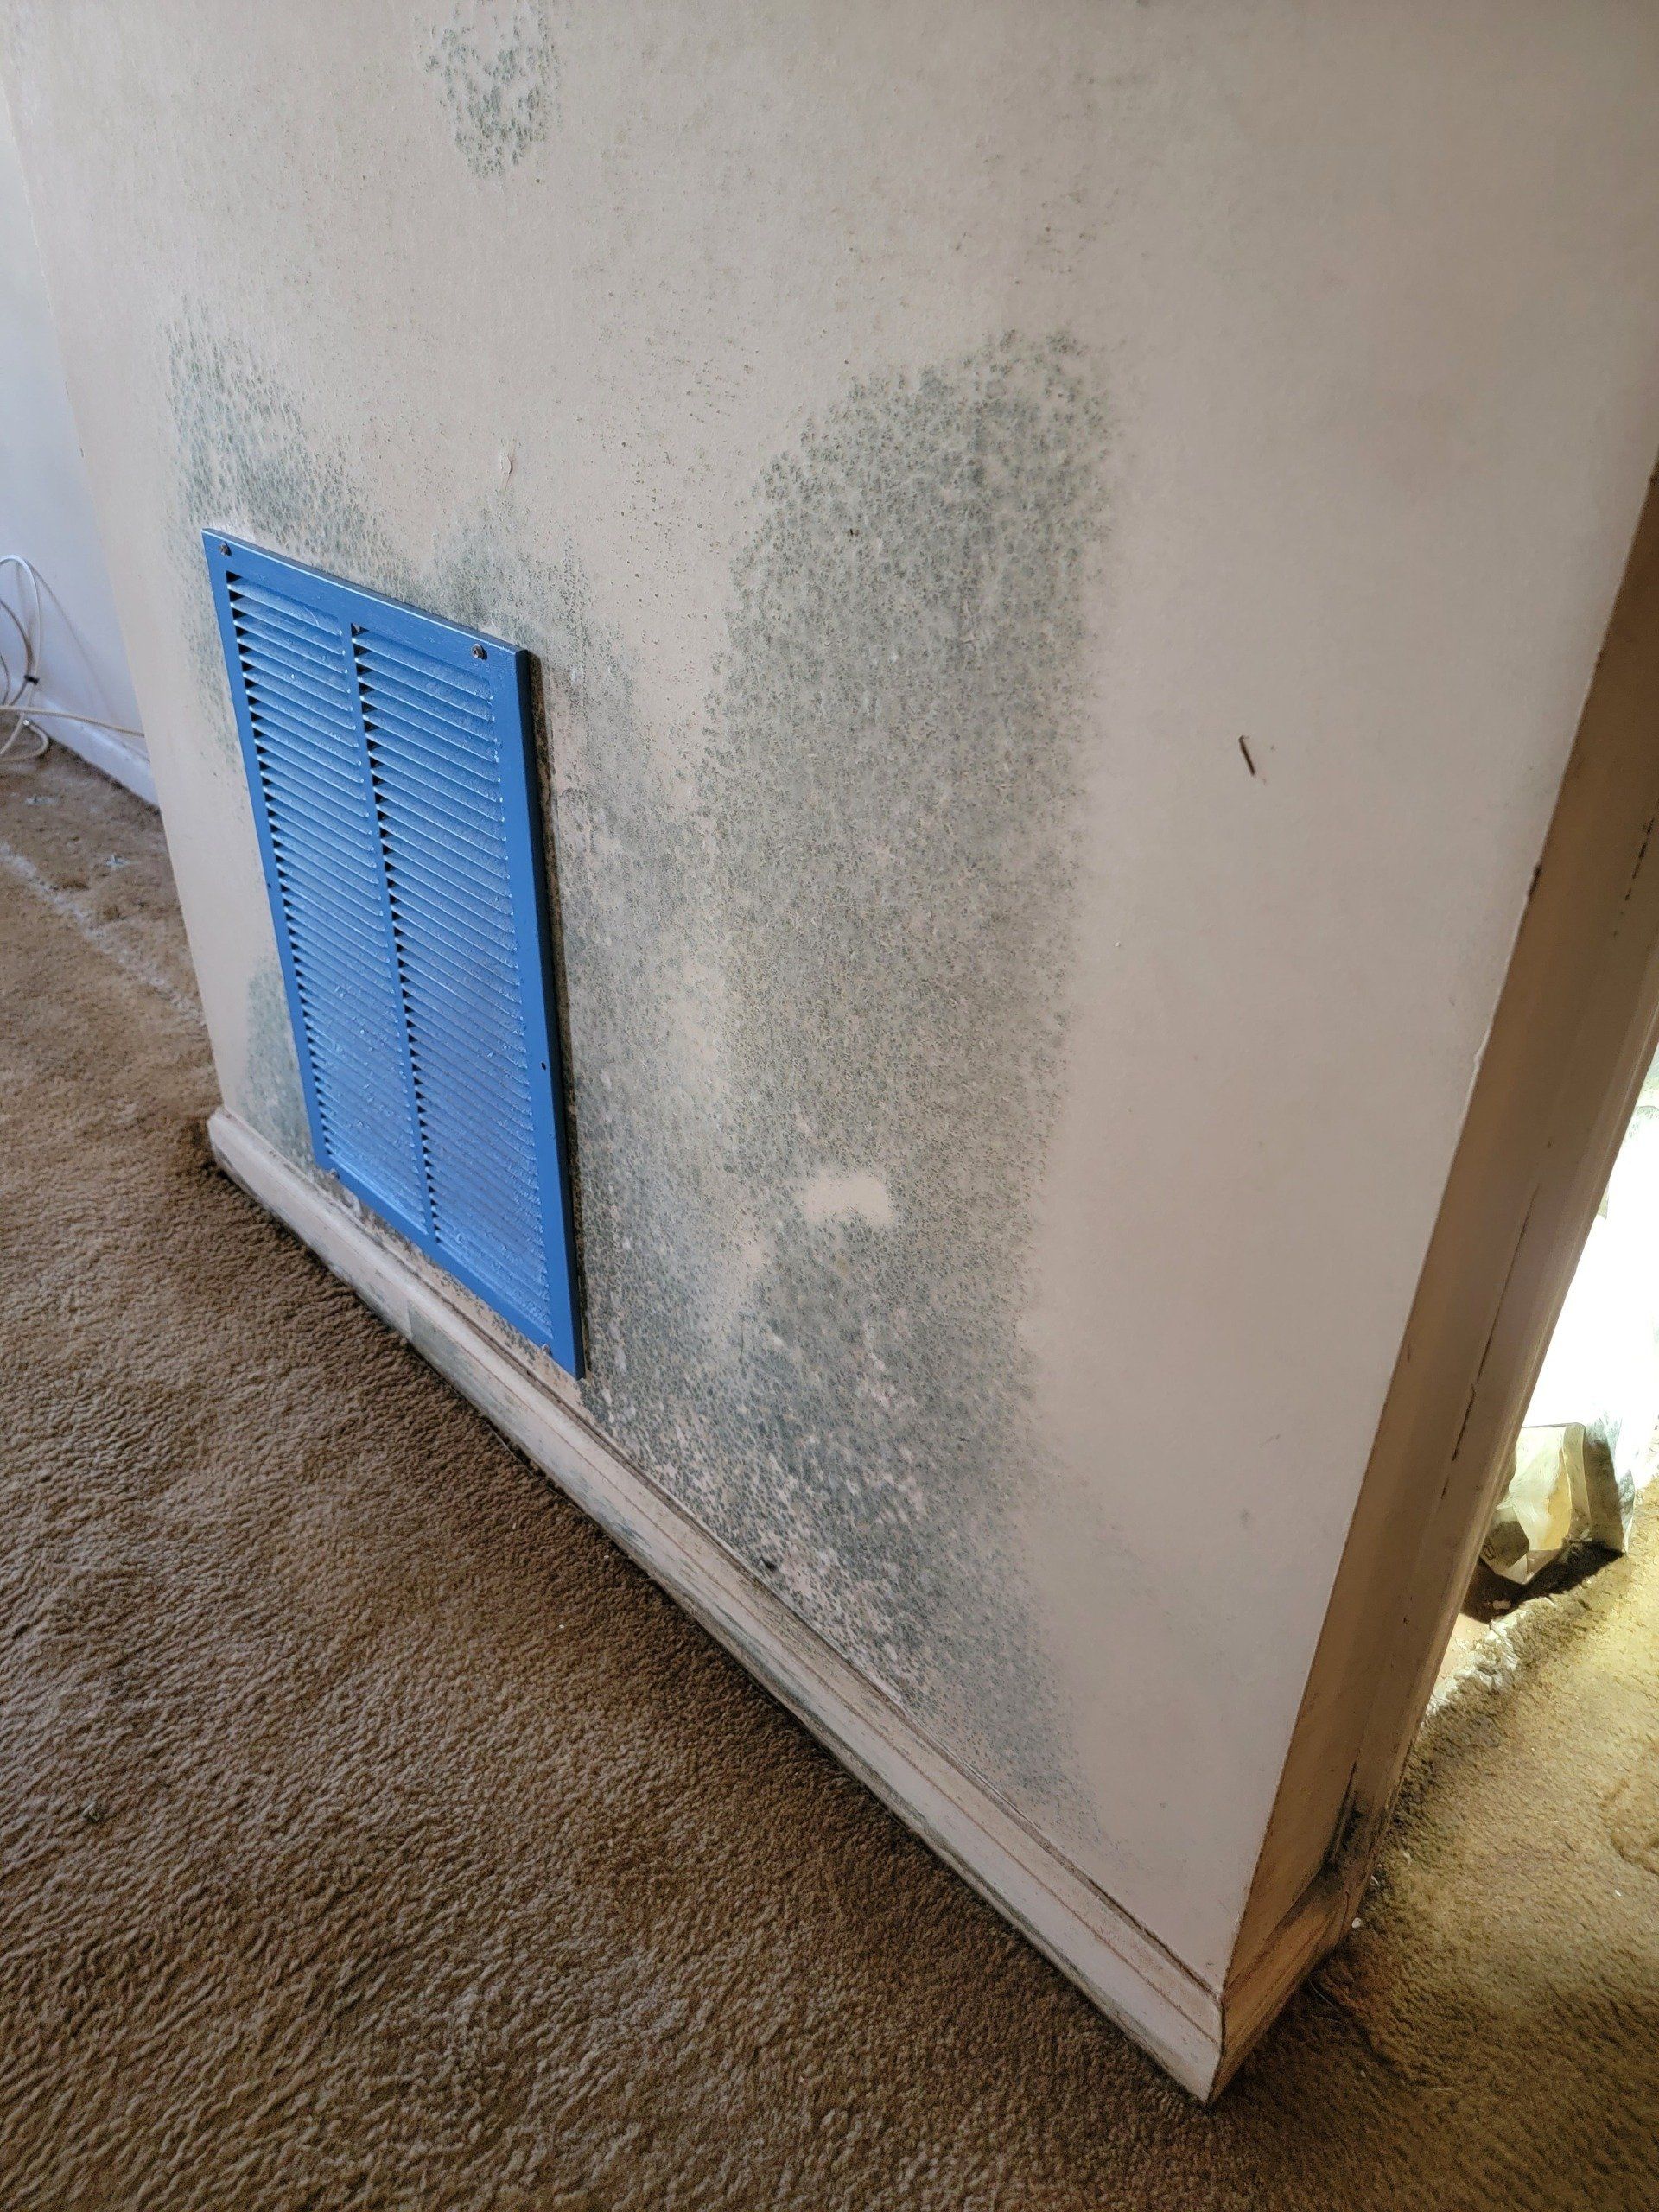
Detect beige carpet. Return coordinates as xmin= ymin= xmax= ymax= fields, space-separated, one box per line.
xmin=3 ymin=745 xmax=1657 ymax=2212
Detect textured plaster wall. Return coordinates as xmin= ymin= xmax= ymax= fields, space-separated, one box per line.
xmin=7 ymin=0 xmax=1659 ymax=1987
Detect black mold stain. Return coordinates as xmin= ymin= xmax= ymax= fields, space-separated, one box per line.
xmin=424 ymin=0 xmax=559 ymax=179
xmin=163 ymin=321 xmax=1108 ymax=1829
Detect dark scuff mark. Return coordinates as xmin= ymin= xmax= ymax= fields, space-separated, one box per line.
xmin=1621 ymin=810 xmax=1656 ymax=911
xmin=1323 ymin=1781 xmax=1365 ymax=1878
xmin=1238 ymin=734 xmax=1257 ymax=778
xmin=1446 ymin=1191 xmax=1535 ymax=1474
xmin=164 ymin=319 xmax=1111 ymax=1833
xmin=424 ymin=0 xmax=559 ymax=179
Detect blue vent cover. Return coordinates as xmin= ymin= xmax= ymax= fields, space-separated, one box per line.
xmin=205 ymin=532 xmax=582 ymax=1375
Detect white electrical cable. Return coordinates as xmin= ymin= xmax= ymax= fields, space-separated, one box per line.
xmin=0 ymin=554 xmax=146 ymax=766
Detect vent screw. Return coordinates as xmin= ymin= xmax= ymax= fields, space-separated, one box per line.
xmin=472 ymin=645 xmax=487 ymax=660
xmin=219 ymin=541 xmax=231 ymax=555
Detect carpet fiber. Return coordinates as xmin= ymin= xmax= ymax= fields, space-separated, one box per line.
xmin=3 ymin=747 xmax=1657 ymax=2210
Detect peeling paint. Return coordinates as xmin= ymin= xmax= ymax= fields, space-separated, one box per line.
xmin=164 ymin=319 xmax=1109 ymax=1827
xmin=423 ymin=0 xmax=559 ymax=179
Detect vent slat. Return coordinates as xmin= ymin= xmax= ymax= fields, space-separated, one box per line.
xmin=276 ymin=887 xmax=391 ymax=971
xmin=243 ymin=675 xmax=359 ymax=740
xmin=429 ymin=1185 xmax=544 ymax=1272
xmin=359 ymin=676 xmax=497 ymax=747
xmin=249 ymin=702 xmax=364 ymax=768
xmin=420 ymin=1134 xmax=543 ymax=1230
xmin=366 ymin=742 xmax=506 ymax=832
xmin=402 ymin=976 xmax=533 ymax=1072
xmin=429 ymin=1171 xmax=545 ymax=1262
xmin=408 ymin=1044 xmax=537 ymax=1149
xmin=359 ymin=677 xmax=493 ymax=737
xmin=367 ymin=756 xmax=504 ymax=836
xmin=226 ymin=575 xmax=338 ymax=635
xmin=263 ymin=789 xmax=365 ymax=856
xmin=238 ymin=636 xmax=358 ymax=703
xmin=388 ymin=938 xmax=522 ymax=1029
xmin=404 ymin=1018 xmax=537 ymax=1124
xmin=383 ymin=874 xmax=516 ymax=957
xmin=382 ymin=851 xmax=516 ymax=939
xmin=227 ymin=576 xmax=429 ymax=1239
xmin=376 ymin=818 xmax=519 ymax=902
xmin=367 ymin=721 xmax=504 ymax=798
xmin=389 ymin=955 xmax=519 ymax=1039
xmin=230 ymin=596 xmax=341 ymax=661
xmin=266 ymin=822 xmax=383 ymax=895
xmin=244 ymin=671 xmax=359 ymax=733
xmin=235 ymin=619 xmax=355 ymax=687
xmin=268 ymin=850 xmax=389 ymax=937
xmin=245 ymin=683 xmax=359 ymax=747
xmin=251 ymin=732 xmax=364 ymax=795
xmin=252 ymin=741 xmax=367 ymax=817
xmin=431 ymin=1200 xmax=547 ymax=1281
xmin=371 ymin=804 xmax=516 ymax=897
xmin=388 ymin=904 xmax=518 ymax=988
xmin=265 ymin=811 xmax=379 ymax=876
xmin=354 ymin=632 xmax=493 ymax=710
xmin=256 ymin=772 xmax=383 ymax=861
xmin=287 ymin=944 xmax=402 ymax=1024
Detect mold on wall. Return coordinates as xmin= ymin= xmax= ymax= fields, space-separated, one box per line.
xmin=168 ymin=322 xmax=404 ymax=746
xmin=22 ymin=0 xmax=1659 ymax=2004
xmin=241 ymin=958 xmax=313 ymax=1168
xmin=423 ymin=0 xmax=558 ymax=179
xmin=163 ymin=313 xmax=1109 ymax=1825
xmin=563 ymin=336 xmax=1109 ymax=1805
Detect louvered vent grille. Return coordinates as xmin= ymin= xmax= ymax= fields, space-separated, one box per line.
xmin=355 ymin=630 xmax=554 ymax=1327
xmin=231 ymin=576 xmax=429 ymax=1223
xmin=206 ymin=534 xmax=582 ymax=1375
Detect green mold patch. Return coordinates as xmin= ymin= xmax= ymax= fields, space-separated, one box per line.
xmin=566 ymin=336 xmax=1109 ymax=1813
xmin=423 ymin=0 xmax=559 ymax=179
xmin=238 ymin=957 xmax=313 ymax=1169
xmin=164 ymin=317 xmax=1109 ymax=1834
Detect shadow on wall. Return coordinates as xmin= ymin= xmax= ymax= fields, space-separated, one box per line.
xmin=169 ymin=317 xmax=1110 ymax=1838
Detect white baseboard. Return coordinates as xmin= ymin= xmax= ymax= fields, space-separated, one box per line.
xmin=48 ymin=719 xmax=156 ymax=806
xmin=208 ymin=1106 xmax=1229 ymax=2097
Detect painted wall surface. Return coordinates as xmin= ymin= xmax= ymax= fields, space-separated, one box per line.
xmin=0 ymin=79 xmax=141 ymax=749
xmin=7 ymin=0 xmax=1659 ymax=1991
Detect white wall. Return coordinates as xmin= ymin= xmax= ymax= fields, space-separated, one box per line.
xmin=5 ymin=0 xmax=1659 ymax=2005
xmin=0 ymin=77 xmax=145 ymax=793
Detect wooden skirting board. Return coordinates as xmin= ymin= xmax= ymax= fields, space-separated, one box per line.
xmin=208 ymin=1106 xmax=1245 ymax=2098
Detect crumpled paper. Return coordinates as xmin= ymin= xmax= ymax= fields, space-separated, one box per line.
xmin=1482 ymin=1421 xmax=1631 ymax=1586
